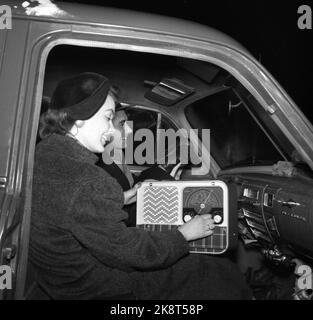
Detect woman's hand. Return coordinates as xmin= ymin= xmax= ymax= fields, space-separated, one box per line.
xmin=177 ymin=214 xmax=215 ymax=241
xmin=123 ymin=183 xmax=141 ymax=205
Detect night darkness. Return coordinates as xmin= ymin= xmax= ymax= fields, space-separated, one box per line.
xmin=58 ymin=0 xmax=313 ymax=121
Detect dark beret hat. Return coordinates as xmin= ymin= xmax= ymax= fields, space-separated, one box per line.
xmin=50 ymin=72 xmax=111 ymax=120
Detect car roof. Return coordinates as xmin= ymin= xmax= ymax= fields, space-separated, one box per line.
xmin=7 ymin=0 xmax=250 ymax=55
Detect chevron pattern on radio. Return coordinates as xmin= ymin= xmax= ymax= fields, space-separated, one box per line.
xmin=143 ymin=186 xmax=179 ymax=224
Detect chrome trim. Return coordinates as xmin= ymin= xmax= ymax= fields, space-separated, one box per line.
xmin=242 ymin=208 xmax=264 ymax=224
xmin=251 ymin=229 xmax=271 ymax=242
xmin=246 ymin=219 xmax=267 ymax=233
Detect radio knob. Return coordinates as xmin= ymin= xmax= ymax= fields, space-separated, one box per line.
xmin=184 ymin=214 xmax=192 ymax=222
xmin=214 ymin=214 xmax=222 ymax=224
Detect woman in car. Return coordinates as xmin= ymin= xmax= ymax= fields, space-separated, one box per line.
xmin=30 ymin=72 xmax=252 ymax=300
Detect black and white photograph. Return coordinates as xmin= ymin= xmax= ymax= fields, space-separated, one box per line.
xmin=0 ymin=0 xmax=312 ymax=309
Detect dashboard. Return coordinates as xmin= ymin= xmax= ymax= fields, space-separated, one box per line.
xmin=220 ymin=172 xmax=313 ymax=262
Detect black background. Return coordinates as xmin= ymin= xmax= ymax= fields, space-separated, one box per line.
xmin=57 ymin=0 xmax=313 ymax=121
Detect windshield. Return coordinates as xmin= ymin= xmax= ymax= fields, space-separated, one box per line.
xmin=185 ymin=85 xmax=296 ymax=170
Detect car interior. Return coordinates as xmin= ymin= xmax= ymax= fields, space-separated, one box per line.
xmin=31 ymin=44 xmax=313 ymax=299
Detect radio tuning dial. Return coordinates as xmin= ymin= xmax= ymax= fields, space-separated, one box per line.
xmin=214 ymin=215 xmax=222 ymax=224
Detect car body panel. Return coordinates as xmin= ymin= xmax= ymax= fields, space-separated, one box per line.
xmin=8 ymin=0 xmax=249 ymax=53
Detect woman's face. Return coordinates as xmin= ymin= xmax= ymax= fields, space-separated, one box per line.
xmin=110 ymin=110 xmax=133 ymax=150
xmin=73 ymin=94 xmax=116 ymax=153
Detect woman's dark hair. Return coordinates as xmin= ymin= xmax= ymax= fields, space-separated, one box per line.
xmin=38 ymin=87 xmax=118 ymax=139
xmin=39 ymin=108 xmax=76 ymax=139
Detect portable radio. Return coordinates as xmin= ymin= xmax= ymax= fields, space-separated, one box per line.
xmin=136 ymin=180 xmax=237 ymax=254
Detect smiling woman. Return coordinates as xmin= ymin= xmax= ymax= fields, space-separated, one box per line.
xmin=39 ymin=72 xmax=117 ymax=146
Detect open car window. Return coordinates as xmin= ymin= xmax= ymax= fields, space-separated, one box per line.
xmin=185 ymin=89 xmax=282 ymax=169
xmin=184 ymin=85 xmax=299 ymax=170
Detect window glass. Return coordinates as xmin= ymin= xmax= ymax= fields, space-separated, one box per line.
xmin=185 ymin=89 xmax=284 ymax=169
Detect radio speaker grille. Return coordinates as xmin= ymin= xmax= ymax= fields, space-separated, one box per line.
xmin=143 ymin=186 xmax=179 ymax=224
